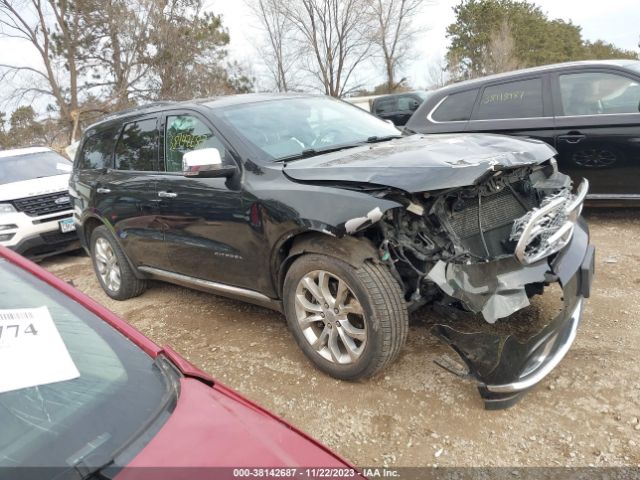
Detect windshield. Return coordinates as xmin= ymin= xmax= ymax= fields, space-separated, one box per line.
xmin=0 ymin=259 xmax=176 ymax=470
xmin=0 ymin=151 xmax=72 ymax=185
xmin=216 ymin=96 xmax=401 ymax=160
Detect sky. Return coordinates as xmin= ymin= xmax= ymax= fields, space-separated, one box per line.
xmin=208 ymin=0 xmax=640 ymax=90
xmin=1 ymin=0 xmax=639 ymax=113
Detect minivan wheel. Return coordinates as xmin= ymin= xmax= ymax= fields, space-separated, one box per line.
xmin=283 ymin=254 xmax=408 ymax=380
xmin=572 ymin=147 xmax=621 ymax=168
xmin=90 ymin=225 xmax=146 ymax=300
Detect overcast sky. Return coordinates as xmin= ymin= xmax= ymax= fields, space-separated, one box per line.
xmin=209 ymin=0 xmax=640 ymax=89
xmin=1 ymin=0 xmax=639 ymax=112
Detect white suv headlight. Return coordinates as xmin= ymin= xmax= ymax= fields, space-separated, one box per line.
xmin=0 ymin=203 xmax=16 ymax=214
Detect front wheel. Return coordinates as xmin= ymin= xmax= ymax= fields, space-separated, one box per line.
xmin=283 ymin=254 xmax=408 ymax=380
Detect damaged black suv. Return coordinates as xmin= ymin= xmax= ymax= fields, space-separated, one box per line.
xmin=70 ymin=94 xmax=595 ymax=408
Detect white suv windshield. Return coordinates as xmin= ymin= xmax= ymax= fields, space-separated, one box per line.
xmin=216 ymin=96 xmax=401 ymax=160
xmin=0 ymin=151 xmax=72 ymax=185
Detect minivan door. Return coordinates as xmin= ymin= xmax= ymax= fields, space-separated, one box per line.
xmin=551 ymin=70 xmax=640 ymax=197
xmin=465 ymin=76 xmax=557 ymax=147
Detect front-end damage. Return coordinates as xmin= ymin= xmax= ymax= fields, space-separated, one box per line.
xmin=349 ymin=158 xmax=595 ymax=408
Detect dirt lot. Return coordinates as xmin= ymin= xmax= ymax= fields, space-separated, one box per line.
xmin=41 ymin=209 xmax=640 ymax=468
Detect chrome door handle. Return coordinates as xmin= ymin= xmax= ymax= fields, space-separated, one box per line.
xmin=96 ymin=187 xmax=111 ymax=194
xmin=158 ymin=191 xmax=178 ymax=198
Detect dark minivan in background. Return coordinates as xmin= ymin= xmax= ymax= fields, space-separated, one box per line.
xmin=405 ymin=60 xmax=640 ymax=202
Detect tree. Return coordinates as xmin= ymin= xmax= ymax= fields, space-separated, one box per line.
xmin=280 ymin=0 xmax=375 ymax=97
xmin=446 ymin=0 xmax=638 ymax=80
xmin=479 ymin=20 xmax=521 ymax=75
xmin=582 ymin=40 xmax=638 ymax=60
xmin=368 ymin=0 xmax=430 ymax=93
xmin=148 ymin=0 xmax=239 ymax=100
xmin=0 ymin=0 xmax=91 ymax=141
xmin=248 ymin=0 xmax=297 ymax=92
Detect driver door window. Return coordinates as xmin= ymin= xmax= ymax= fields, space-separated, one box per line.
xmin=559 ymin=72 xmax=640 ymax=116
xmin=164 ymin=114 xmax=226 ymax=172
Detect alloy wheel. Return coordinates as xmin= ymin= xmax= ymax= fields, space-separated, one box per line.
xmin=94 ymin=237 xmax=121 ymax=293
xmin=573 ymin=148 xmax=617 ymax=168
xmin=294 ymin=270 xmax=367 ymax=364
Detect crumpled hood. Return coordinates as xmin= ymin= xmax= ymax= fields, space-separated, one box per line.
xmin=283 ymin=133 xmax=556 ymax=192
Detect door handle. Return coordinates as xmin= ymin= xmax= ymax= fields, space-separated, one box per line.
xmin=557 ymin=133 xmax=586 ymax=144
xmin=158 ymin=191 xmax=178 ymax=198
xmin=96 ymin=187 xmax=111 ymax=194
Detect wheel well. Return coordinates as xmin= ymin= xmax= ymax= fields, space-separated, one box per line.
xmin=275 ymin=231 xmax=380 ymax=298
xmin=83 ymin=217 xmax=104 ymax=248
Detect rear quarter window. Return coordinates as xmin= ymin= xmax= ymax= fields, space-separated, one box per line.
xmin=431 ymin=89 xmax=479 ymax=122
xmin=474 ymin=78 xmax=543 ymax=120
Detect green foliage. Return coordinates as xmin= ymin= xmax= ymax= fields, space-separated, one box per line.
xmin=446 ymin=0 xmax=639 ymax=79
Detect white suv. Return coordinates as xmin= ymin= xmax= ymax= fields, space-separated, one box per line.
xmin=0 ymin=147 xmax=78 ymax=258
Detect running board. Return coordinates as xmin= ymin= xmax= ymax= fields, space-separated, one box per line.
xmin=138 ymin=266 xmax=283 ymax=312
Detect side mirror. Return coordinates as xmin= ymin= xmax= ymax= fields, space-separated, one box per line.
xmin=182 ymin=148 xmax=236 ymax=178
xmin=409 ymin=100 xmax=420 ymax=111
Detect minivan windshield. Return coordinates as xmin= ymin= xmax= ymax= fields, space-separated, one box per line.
xmin=215 ymin=96 xmax=401 ymax=161
xmin=0 ymin=151 xmax=72 ymax=185
xmin=0 ymin=259 xmax=175 ymax=471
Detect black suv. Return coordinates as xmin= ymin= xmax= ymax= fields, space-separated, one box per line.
xmin=406 ymin=60 xmax=640 ymax=202
xmin=71 ymin=94 xmax=594 ymax=408
xmin=370 ymin=91 xmax=430 ymax=126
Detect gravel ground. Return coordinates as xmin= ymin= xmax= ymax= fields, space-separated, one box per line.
xmin=41 ymin=209 xmax=640 ymax=468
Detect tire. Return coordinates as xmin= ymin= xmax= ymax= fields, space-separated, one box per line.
xmin=90 ymin=225 xmax=147 ymax=300
xmin=283 ymin=254 xmax=408 ymax=380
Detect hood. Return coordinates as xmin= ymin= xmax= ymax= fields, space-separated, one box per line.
xmin=283 ymin=133 xmax=556 ymax=192
xmin=0 ymin=174 xmax=70 ymax=202
xmin=124 ymin=378 xmax=349 ymax=470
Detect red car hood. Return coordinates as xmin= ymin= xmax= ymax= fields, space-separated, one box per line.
xmin=118 ymin=378 xmax=350 ymax=478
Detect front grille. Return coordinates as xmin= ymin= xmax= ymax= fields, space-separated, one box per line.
xmin=12 ymin=191 xmax=71 ymax=217
xmin=448 ymin=186 xmax=537 ymax=239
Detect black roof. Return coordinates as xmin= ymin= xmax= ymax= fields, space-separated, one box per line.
xmin=84 ymin=93 xmax=318 ymax=132
xmin=436 ymin=59 xmax=640 ymax=93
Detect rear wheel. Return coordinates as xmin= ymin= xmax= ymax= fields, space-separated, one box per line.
xmin=283 ymin=254 xmax=408 ymax=380
xmin=90 ymin=225 xmax=146 ymax=300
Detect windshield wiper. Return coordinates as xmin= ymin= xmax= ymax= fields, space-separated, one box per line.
xmin=276 ymin=144 xmax=362 ymax=163
xmin=365 ymin=134 xmax=403 ymax=143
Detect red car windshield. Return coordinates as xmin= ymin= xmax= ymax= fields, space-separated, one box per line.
xmin=0 ymin=259 xmax=177 ymax=472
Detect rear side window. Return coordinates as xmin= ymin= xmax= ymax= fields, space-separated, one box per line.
xmin=474 ymin=78 xmax=543 ymax=119
xmin=374 ymin=97 xmax=398 ymax=114
xmin=431 ymin=89 xmax=478 ymax=122
xmin=114 ymin=118 xmax=158 ymax=171
xmin=559 ymin=72 xmax=640 ymax=116
xmin=77 ymin=128 xmax=118 ymax=170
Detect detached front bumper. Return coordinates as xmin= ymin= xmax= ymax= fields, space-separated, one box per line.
xmin=432 ymin=218 xmax=594 ymax=409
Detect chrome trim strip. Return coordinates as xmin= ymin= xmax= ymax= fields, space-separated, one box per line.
xmin=138 ymin=266 xmax=277 ymax=306
xmin=586 ymin=193 xmax=640 ymax=200
xmin=484 ymin=298 xmax=583 ymax=393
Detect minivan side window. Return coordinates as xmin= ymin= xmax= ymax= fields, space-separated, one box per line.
xmin=114 ymin=118 xmax=158 ymax=171
xmin=164 ymin=114 xmax=226 ymax=173
xmin=559 ymin=72 xmax=640 ymax=116
xmin=431 ymin=89 xmax=478 ymax=122
xmin=474 ymin=78 xmax=543 ymax=120
xmin=77 ymin=128 xmax=118 ymax=170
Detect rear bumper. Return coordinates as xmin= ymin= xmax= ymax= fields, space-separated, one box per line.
xmin=432 ymin=218 xmax=594 ymax=409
